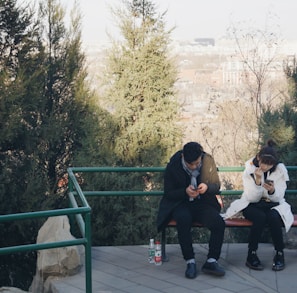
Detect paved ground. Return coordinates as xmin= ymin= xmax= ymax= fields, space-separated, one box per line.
xmin=51 ymin=243 xmax=297 ymax=293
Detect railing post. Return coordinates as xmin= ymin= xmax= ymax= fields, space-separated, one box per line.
xmin=68 ymin=177 xmax=75 ymax=233
xmin=85 ymin=211 xmax=92 ymax=293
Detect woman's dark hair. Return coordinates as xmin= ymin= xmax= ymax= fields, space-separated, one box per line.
xmin=183 ymin=142 xmax=204 ymax=163
xmin=253 ymin=139 xmax=279 ymax=169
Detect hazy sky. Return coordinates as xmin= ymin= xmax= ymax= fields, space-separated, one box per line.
xmin=61 ymin=0 xmax=297 ymax=46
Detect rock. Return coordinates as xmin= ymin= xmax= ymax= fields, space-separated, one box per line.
xmin=29 ymin=216 xmax=83 ymax=293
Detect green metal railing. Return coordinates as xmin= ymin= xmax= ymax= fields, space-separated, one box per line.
xmin=70 ymin=166 xmax=297 ymax=197
xmin=1 ymin=166 xmax=297 ymax=293
xmin=0 ymin=168 xmax=92 ymax=293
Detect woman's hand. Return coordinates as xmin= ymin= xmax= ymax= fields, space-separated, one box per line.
xmin=263 ymin=181 xmax=275 ymax=194
xmin=254 ymin=167 xmax=263 ymax=185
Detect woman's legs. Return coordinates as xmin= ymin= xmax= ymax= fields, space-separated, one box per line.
xmin=242 ymin=204 xmax=267 ymax=270
xmin=243 ymin=204 xmax=266 ymax=251
xmin=267 ymin=209 xmax=284 ymax=251
xmin=267 ymin=209 xmax=285 ymax=271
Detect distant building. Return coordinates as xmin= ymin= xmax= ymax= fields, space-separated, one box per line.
xmin=193 ymin=38 xmax=215 ymax=46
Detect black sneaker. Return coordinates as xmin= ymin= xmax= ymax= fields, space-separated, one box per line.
xmin=201 ymin=261 xmax=225 ymax=276
xmin=246 ymin=251 xmax=264 ymax=270
xmin=185 ymin=262 xmax=197 ymax=279
xmin=272 ymin=251 xmax=285 ymax=271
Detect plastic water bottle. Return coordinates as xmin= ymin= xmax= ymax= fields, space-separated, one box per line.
xmin=148 ymin=238 xmax=155 ymax=263
xmin=154 ymin=240 xmax=162 ymax=265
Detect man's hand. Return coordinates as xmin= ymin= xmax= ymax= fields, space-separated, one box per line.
xmin=186 ymin=185 xmax=200 ymax=200
xmin=186 ymin=183 xmax=208 ymax=200
xmin=197 ymin=183 xmax=208 ymax=194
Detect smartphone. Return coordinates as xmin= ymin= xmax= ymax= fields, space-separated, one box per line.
xmin=264 ymin=179 xmax=274 ymax=184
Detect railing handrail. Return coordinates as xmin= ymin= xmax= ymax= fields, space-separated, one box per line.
xmin=0 ymin=207 xmax=90 ymax=223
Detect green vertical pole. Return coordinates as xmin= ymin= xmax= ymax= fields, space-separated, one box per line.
xmin=68 ymin=171 xmax=75 ymax=232
xmin=85 ymin=211 xmax=92 ymax=293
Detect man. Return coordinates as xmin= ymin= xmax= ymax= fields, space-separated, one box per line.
xmin=157 ymin=142 xmax=225 ymax=278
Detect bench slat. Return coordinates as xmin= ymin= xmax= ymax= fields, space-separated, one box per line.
xmin=166 ymin=214 xmax=297 ymax=228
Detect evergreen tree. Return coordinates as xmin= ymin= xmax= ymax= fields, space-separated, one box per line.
xmin=89 ymin=0 xmax=182 ymax=246
xmin=85 ymin=0 xmax=181 ymax=245
xmin=103 ymin=0 xmax=181 ymax=167
xmin=0 ymin=0 xmax=110 ymax=288
xmin=0 ymin=0 xmax=46 ymax=289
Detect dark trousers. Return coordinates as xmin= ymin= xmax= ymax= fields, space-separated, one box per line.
xmin=172 ymin=200 xmax=225 ymax=261
xmin=243 ymin=203 xmax=284 ymax=252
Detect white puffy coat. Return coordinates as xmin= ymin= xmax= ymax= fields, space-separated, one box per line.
xmin=224 ymin=158 xmax=294 ymax=232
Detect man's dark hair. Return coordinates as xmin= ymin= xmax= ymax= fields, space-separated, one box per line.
xmin=183 ymin=142 xmax=203 ymax=163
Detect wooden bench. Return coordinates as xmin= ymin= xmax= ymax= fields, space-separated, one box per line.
xmin=161 ymin=204 xmax=297 ymax=262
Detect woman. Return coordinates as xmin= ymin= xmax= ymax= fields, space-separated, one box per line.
xmin=224 ymin=140 xmax=293 ymax=271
